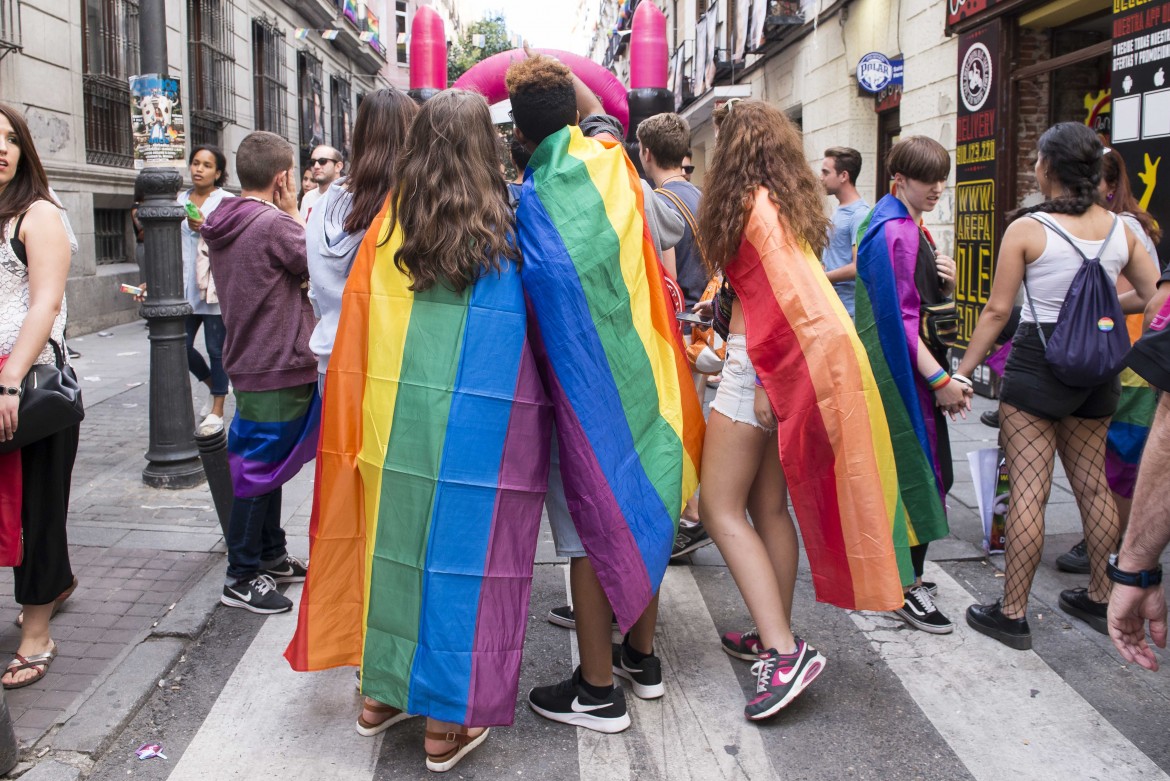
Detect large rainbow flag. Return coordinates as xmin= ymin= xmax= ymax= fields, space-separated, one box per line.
xmin=854 ymin=195 xmax=951 ymax=571
xmin=517 ymin=124 xmax=704 ymax=630
xmin=1106 ymin=310 xmax=1159 ymax=497
xmin=286 ymin=205 xmax=554 ymax=727
xmin=727 ymin=188 xmax=904 ymax=611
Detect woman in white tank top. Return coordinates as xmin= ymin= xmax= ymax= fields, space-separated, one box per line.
xmin=955 ymin=123 xmax=1159 ymax=652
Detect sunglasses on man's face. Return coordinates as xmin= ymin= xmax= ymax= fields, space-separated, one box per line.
xmin=310 ymin=157 xmax=338 ymax=167
xmin=682 ymin=165 xmax=695 ymax=175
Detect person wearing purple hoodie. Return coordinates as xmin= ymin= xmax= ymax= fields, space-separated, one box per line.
xmin=201 ymin=131 xmax=318 ymax=615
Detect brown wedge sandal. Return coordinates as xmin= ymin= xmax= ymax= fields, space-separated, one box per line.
xmin=15 ymin=577 xmax=78 ymax=628
xmin=355 ymin=697 xmax=414 ymax=737
xmin=424 ymin=727 xmax=490 ymax=773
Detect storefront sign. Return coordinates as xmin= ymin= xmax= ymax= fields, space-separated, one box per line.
xmin=953 ymin=23 xmax=1001 ymax=394
xmin=856 ymin=52 xmax=904 ymax=93
xmin=947 ymin=0 xmax=1003 ymax=28
xmin=129 ymin=74 xmax=185 ymax=169
xmin=1111 ymin=0 xmax=1170 ymax=239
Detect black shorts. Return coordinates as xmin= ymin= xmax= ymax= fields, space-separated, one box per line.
xmin=998 ymin=323 xmax=1120 ymax=421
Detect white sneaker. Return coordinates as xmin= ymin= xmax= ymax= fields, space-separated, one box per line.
xmin=198 ymin=413 xmax=223 ymax=434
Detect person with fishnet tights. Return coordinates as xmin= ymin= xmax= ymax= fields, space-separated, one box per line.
xmin=955 ymin=123 xmax=1159 ymax=650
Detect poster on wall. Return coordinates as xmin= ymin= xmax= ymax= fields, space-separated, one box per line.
xmin=129 ymin=74 xmax=185 ymax=169
xmin=953 ymin=22 xmax=1000 ymax=395
xmin=1111 ymin=0 xmax=1170 ymax=251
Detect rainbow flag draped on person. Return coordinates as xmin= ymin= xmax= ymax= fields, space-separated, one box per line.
xmin=727 ymin=188 xmax=904 ymax=611
xmin=516 ymin=124 xmax=705 ymax=631
xmin=285 ymin=205 xmax=554 ymax=727
xmin=227 ymin=385 xmax=320 ymax=498
xmin=854 ymin=195 xmax=951 ymax=580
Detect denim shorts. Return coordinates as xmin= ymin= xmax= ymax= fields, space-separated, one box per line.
xmin=709 ymin=335 xmax=772 ymax=431
xmin=545 ymin=429 xmax=586 ymax=559
xmin=999 ymin=323 xmax=1120 ymax=421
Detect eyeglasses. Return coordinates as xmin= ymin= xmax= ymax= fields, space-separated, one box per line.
xmin=309 ymin=157 xmax=339 ymax=167
xmin=682 ymin=165 xmax=695 ymax=175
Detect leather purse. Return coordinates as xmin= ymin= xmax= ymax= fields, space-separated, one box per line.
xmin=0 ymin=339 xmax=85 ymax=454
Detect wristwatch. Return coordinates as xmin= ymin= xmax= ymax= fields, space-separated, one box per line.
xmin=1107 ymin=554 xmax=1163 ymax=588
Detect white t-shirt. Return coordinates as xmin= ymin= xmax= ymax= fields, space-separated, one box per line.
xmin=299 ymin=187 xmax=324 ymax=221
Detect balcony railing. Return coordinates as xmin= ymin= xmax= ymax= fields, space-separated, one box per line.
xmin=83 ymin=74 xmax=135 ymax=167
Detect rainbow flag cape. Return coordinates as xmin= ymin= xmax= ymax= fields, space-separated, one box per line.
xmin=854 ymin=195 xmax=951 ymax=571
xmin=286 ymin=206 xmax=553 ymax=727
xmin=227 ymin=384 xmax=320 ymax=498
xmin=517 ymin=124 xmax=704 ymax=630
xmin=727 ymin=188 xmax=904 ymax=611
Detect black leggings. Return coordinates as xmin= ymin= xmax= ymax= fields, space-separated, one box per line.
xmin=909 ymin=406 xmax=955 ymax=583
xmin=15 ymin=424 xmax=78 ymax=605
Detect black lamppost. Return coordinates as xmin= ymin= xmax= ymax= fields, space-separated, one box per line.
xmin=136 ymin=0 xmax=203 ymax=488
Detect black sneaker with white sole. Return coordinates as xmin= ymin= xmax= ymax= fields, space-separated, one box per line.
xmin=547 ymin=605 xmax=618 ymax=631
xmin=894 ymin=585 xmax=954 ymax=634
xmin=528 ymin=667 xmax=630 ymax=733
xmin=611 ymin=641 xmax=664 ymax=699
xmin=262 ymin=554 xmax=308 ymax=584
xmin=671 ymin=522 xmax=714 ymax=560
xmin=221 ymin=574 xmax=293 ymax=614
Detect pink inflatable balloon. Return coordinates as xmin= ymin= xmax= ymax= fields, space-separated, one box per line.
xmin=453 ymin=48 xmax=630 ymax=133
xmin=409 ymin=6 xmax=447 ymax=91
xmin=629 ymin=1 xmax=667 ymax=90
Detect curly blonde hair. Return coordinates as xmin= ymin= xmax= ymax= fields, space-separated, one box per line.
xmin=698 ymin=101 xmax=830 ymax=271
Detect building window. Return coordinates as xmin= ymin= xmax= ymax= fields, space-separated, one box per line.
xmin=1 ymin=0 xmax=22 ymax=52
xmin=298 ymin=50 xmax=324 ymax=161
xmin=330 ymin=75 xmax=353 ymax=157
xmin=94 ymin=208 xmax=129 ymax=265
xmin=188 ymin=0 xmax=237 ymax=148
xmin=252 ymin=18 xmax=289 ymax=138
xmin=395 ymin=1 xmax=407 ymax=66
xmin=82 ymin=0 xmax=140 ymax=167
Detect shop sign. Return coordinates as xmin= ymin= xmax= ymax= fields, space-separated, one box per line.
xmin=875 ymin=83 xmax=903 ymax=112
xmin=953 ymin=23 xmax=1000 ymax=394
xmin=947 ymin=0 xmax=1003 ymax=28
xmin=856 ymin=52 xmax=904 ymax=93
xmin=1111 ymin=0 xmax=1170 ymax=238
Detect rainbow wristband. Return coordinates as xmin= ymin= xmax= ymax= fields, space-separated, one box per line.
xmin=926 ymin=369 xmax=950 ymax=391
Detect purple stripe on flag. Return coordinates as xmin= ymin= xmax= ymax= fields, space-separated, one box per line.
xmin=466 ymin=345 xmax=552 ymax=725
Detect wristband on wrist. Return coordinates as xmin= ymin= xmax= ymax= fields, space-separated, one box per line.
xmin=1107 ymin=554 xmax=1163 ymax=588
xmin=754 ymin=375 xmax=764 ymax=388
xmin=0 ymin=384 xmax=21 ymax=398
xmin=951 ymin=373 xmax=973 ymax=388
xmin=926 ymin=369 xmax=950 ymax=391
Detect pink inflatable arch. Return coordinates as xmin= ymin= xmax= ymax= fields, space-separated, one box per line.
xmin=452 ymin=48 xmax=630 ymax=132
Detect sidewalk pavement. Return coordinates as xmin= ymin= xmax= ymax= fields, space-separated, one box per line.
xmin=0 ymin=319 xmax=1086 ymax=778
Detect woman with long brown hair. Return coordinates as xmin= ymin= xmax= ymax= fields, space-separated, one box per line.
xmin=326 ymin=90 xmax=519 ymax=772
xmin=696 ymin=100 xmax=833 ymax=720
xmin=0 ymin=104 xmax=79 ymax=689
xmin=306 ymin=86 xmax=417 ymax=385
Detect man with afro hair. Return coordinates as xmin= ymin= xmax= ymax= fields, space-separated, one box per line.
xmin=508 ymin=52 xmax=701 ymax=734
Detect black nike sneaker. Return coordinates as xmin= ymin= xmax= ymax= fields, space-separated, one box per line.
xmin=221 ymin=574 xmax=293 ymax=614
xmin=528 ymin=667 xmax=631 ymax=733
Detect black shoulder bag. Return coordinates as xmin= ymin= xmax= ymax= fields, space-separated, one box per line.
xmin=0 ymin=340 xmax=85 ymax=454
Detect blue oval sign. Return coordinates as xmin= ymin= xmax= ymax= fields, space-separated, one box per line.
xmin=857 ymin=52 xmax=894 ymax=93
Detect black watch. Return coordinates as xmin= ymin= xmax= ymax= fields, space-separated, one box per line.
xmin=1107 ymin=554 xmax=1163 ymax=588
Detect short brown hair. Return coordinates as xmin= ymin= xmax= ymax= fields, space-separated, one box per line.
xmin=886 ymin=136 xmax=950 ymax=183
xmin=235 ymin=131 xmax=294 ymax=191
xmin=824 ymin=146 xmax=862 ymax=185
xmin=636 ymin=113 xmax=690 ymax=169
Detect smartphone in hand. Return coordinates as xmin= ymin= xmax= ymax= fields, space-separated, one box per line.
xmin=676 ymin=312 xmax=712 ymax=327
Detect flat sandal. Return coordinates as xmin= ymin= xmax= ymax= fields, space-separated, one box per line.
xmin=355 ymin=697 xmax=414 ymax=737
xmin=2 ymin=642 xmax=57 ymax=690
xmin=424 ymin=727 xmax=490 ymax=773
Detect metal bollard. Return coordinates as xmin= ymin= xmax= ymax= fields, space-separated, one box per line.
xmin=194 ymin=425 xmax=234 ymax=540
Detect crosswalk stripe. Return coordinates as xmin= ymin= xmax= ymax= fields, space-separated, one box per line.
xmin=568 ymin=565 xmax=777 ymax=781
xmin=849 ymin=563 xmax=1170 ymax=781
xmin=167 ymin=585 xmax=381 ymax=781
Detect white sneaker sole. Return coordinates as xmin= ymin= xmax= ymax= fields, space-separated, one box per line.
xmin=426 ymin=727 xmax=491 ymax=772
xmin=893 ymin=608 xmax=955 ymax=634
xmin=612 ymin=665 xmax=665 ymax=699
xmin=746 ymin=654 xmax=826 ymax=722
xmin=528 ymin=700 xmax=631 ymax=733
xmin=220 ymin=594 xmax=292 ymax=614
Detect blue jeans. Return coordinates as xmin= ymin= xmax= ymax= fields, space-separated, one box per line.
xmin=225 ymin=487 xmax=288 ymax=584
xmin=186 ymin=314 xmax=229 ymax=397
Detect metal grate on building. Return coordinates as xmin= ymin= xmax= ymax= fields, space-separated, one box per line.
xmin=329 ymin=75 xmax=352 ymax=157
xmin=252 ymin=17 xmax=289 ymax=139
xmin=0 ymin=0 xmax=21 ymax=54
xmin=298 ymin=50 xmax=324 ymax=155
xmin=189 ymin=0 xmax=237 ymax=148
xmin=82 ymin=0 xmax=140 ymax=167
xmin=93 ymin=208 xmax=129 ymax=266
